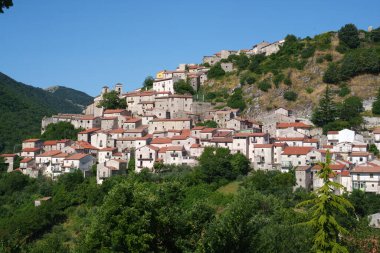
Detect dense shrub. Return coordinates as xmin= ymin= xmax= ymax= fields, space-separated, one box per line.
xmin=301 ymin=45 xmax=316 ymax=58
xmin=283 ymin=91 xmax=298 ymax=101
xmin=227 ymin=88 xmax=246 ymax=111
xmin=174 ymin=80 xmax=195 ymax=95
xmin=207 ymin=64 xmax=225 ymax=79
xmin=338 ymin=85 xmax=350 ymax=97
xmin=257 ymin=80 xmax=272 ymax=92
xmin=338 ymin=24 xmax=360 ymax=49
xmin=323 ymin=63 xmax=341 ymax=84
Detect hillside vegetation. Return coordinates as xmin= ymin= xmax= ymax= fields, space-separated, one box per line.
xmin=201 ymin=24 xmax=380 ymax=118
xmin=0 ymin=73 xmax=93 ymax=152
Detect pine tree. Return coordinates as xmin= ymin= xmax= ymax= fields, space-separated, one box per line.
xmin=372 ymin=88 xmax=380 ymax=115
xmin=312 ymin=85 xmax=338 ymax=127
xmin=297 ymin=151 xmax=353 ymax=253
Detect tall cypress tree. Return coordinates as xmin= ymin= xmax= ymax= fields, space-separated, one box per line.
xmin=297 ymin=151 xmax=353 ymax=253
xmin=312 ymin=85 xmax=338 ymax=127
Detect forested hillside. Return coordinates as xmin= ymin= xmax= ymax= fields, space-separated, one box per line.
xmin=0 ymin=149 xmax=379 ymax=252
xmin=0 ymin=72 xmax=92 ymax=152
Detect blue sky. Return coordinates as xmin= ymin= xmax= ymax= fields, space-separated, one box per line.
xmin=1 ymin=0 xmax=379 ymax=96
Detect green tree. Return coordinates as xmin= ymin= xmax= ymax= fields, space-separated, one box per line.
xmin=372 ymin=88 xmax=380 ymax=115
xmin=0 ymin=156 xmax=7 ymax=173
xmin=340 ymin=96 xmax=363 ymax=126
xmin=196 ymin=120 xmax=218 ymax=128
xmin=312 ymin=86 xmax=338 ymax=127
xmin=227 ymin=88 xmax=246 ymax=111
xmin=0 ymin=0 xmax=12 ymax=13
xmin=236 ymin=53 xmax=250 ymax=71
xmin=41 ymin=122 xmax=82 ymax=140
xmin=323 ymin=63 xmax=341 ymax=84
xmin=371 ymin=27 xmax=380 ymax=42
xmin=207 ymin=64 xmax=225 ymax=79
xmin=174 ymin=79 xmax=195 ymax=95
xmin=338 ymin=24 xmax=360 ymax=49
xmin=142 ymin=76 xmax=154 ymax=90
xmin=198 ymin=147 xmax=249 ymax=183
xmin=369 ymin=144 xmax=379 ymax=156
xmin=97 ymin=90 xmax=127 ymax=109
xmin=297 ymin=152 xmax=353 ymax=253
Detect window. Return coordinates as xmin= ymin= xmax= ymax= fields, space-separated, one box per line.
xmin=370 ymin=173 xmax=373 ymax=178
xmin=298 ymin=161 xmax=301 ymax=165
xmin=140 ymin=154 xmax=142 ymax=159
xmin=149 ymin=153 xmax=152 ymax=159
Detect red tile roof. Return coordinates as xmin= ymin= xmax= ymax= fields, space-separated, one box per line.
xmin=200 ymin=128 xmax=217 ymax=133
xmin=22 ymin=147 xmax=41 ymax=152
xmin=191 ymin=126 xmax=206 ymax=130
xmin=254 ymin=144 xmax=273 ymax=148
xmin=75 ymin=141 xmax=99 ymax=150
xmin=100 ymin=147 xmax=117 ymax=152
xmin=282 ymin=147 xmax=314 ymax=155
xmin=125 ymin=118 xmax=142 ymax=123
xmin=327 ymin=131 xmax=339 ymax=134
xmin=277 ymin=122 xmax=312 ymax=129
xmin=151 ymin=118 xmax=191 ymax=122
xmin=20 ymin=157 xmax=34 ymax=163
xmin=210 ymin=137 xmax=233 ymax=143
xmin=373 ymin=128 xmax=380 ymax=134
xmin=78 ymin=128 xmax=101 ymax=134
xmin=190 ymin=144 xmax=201 ymax=148
xmin=23 ymin=138 xmax=41 ymax=143
xmin=108 ymin=128 xmax=125 ymax=134
xmin=151 ymin=138 xmax=172 ymax=144
xmin=166 ymin=146 xmax=184 ymax=151
xmin=350 ymin=152 xmax=369 ymax=157
xmin=276 ymin=137 xmax=304 ymax=141
xmin=65 ymin=153 xmax=91 ymax=160
xmin=352 ymin=165 xmax=380 ymax=173
xmin=233 ymin=132 xmax=266 ymax=137
xmin=37 ymin=150 xmax=62 ymax=157
xmin=147 ymin=145 xmax=160 ymax=151
xmin=104 ymin=109 xmax=126 ymax=114
xmin=0 ymin=153 xmax=17 ymax=157
xmin=43 ymin=140 xmax=58 ymax=146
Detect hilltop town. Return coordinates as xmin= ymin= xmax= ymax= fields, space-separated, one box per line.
xmin=1 ymin=28 xmax=380 ymax=196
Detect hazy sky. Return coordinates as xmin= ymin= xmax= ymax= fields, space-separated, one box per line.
xmin=1 ymin=0 xmax=379 ymax=96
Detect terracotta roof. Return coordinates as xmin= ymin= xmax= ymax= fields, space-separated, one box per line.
xmin=192 ymin=126 xmax=206 ymax=130
xmin=78 ymin=128 xmax=101 ymax=134
xmin=340 ymin=170 xmax=350 ymax=177
xmin=277 ymin=122 xmax=312 ymax=129
xmin=0 ymin=153 xmax=17 ymax=157
xmin=22 ymin=147 xmax=41 ymax=152
xmin=108 ymin=128 xmax=125 ymax=134
xmin=65 ymin=153 xmax=91 ymax=160
xmin=352 ymin=165 xmax=380 ymax=173
xmin=75 ymin=141 xmax=99 ymax=150
xmin=147 ymin=145 xmax=160 ymax=151
xmin=102 ymin=117 xmax=118 ymax=120
xmin=166 ymin=146 xmax=184 ymax=151
xmin=151 ymin=118 xmax=191 ymax=122
xmin=274 ymin=143 xmax=287 ymax=147
xmin=20 ymin=157 xmax=34 ymax=163
xmin=37 ymin=150 xmax=62 ymax=157
xmin=53 ymin=153 xmax=70 ymax=158
xmin=158 ymin=147 xmax=168 ymax=153
xmin=125 ymin=118 xmax=142 ymax=123
xmin=303 ymin=138 xmax=319 ymax=143
xmin=43 ymin=140 xmax=58 ymax=146
xmin=322 ymin=145 xmax=334 ymax=149
xmin=254 ymin=144 xmax=273 ymax=148
xmin=23 ymin=138 xmax=41 ymax=143
xmin=276 ymin=137 xmax=304 ymax=141
xmin=210 ymin=137 xmax=233 ymax=143
xmin=151 ymin=138 xmax=172 ymax=144
xmin=171 ymin=135 xmax=189 ymax=140
xmin=373 ymin=128 xmax=380 ymax=134
xmin=233 ymin=132 xmax=266 ymax=137
xmin=282 ymin=147 xmax=314 ymax=155
xmin=190 ymin=144 xmax=201 ymax=148
xmin=200 ymin=128 xmax=217 ymax=133
xmin=327 ymin=131 xmax=339 ymax=134
xmin=104 ymin=109 xmax=126 ymax=114
xmin=100 ymin=147 xmax=117 ymax=152
xmin=350 ymin=152 xmax=369 ymax=157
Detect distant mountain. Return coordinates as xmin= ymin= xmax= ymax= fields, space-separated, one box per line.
xmin=45 ymin=85 xmax=93 ymax=110
xmin=0 ymin=72 xmax=93 ymax=152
